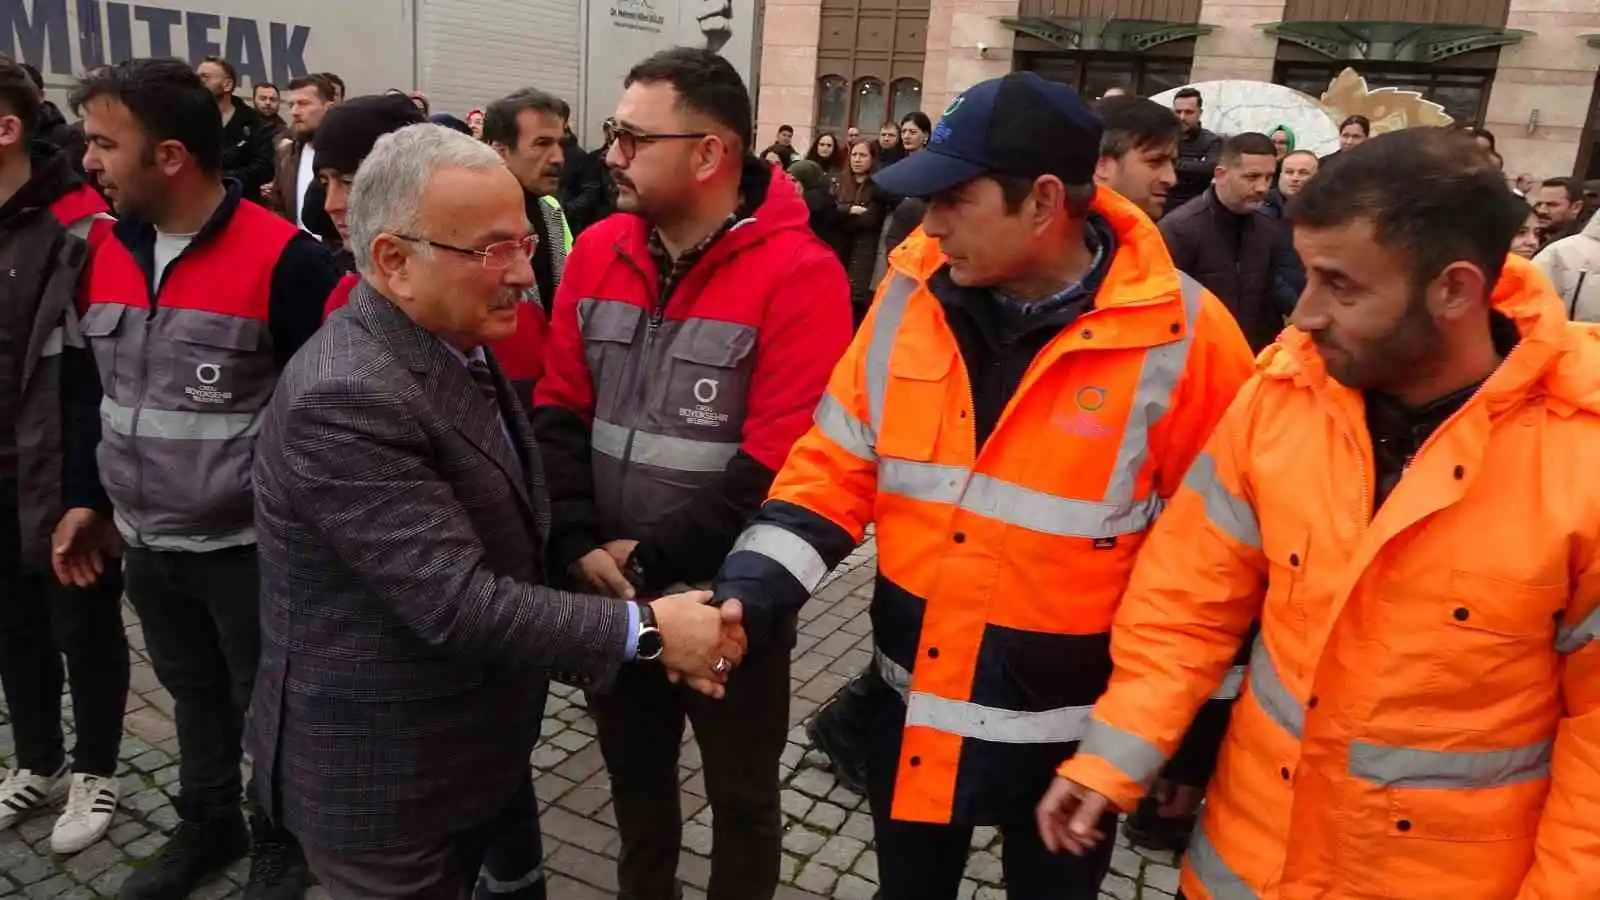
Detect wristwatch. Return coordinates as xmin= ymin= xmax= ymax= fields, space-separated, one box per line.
xmin=634 ymin=601 xmax=664 ymax=662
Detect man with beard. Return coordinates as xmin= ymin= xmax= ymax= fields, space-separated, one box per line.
xmin=1040 ymin=126 xmax=1600 ymax=900
xmin=1093 ymin=95 xmax=1179 ymax=220
xmin=483 ymin=88 xmax=575 ymax=406
xmin=252 ymin=82 xmax=288 ymax=145
xmin=1164 ymin=87 xmax=1220 ymax=216
xmin=1161 ymin=132 xmax=1287 ymax=352
xmin=534 ymin=47 xmax=851 ymax=900
xmin=196 ymin=57 xmax=275 ymax=202
xmin=72 ymin=57 xmax=341 ymax=900
xmin=268 ymin=73 xmax=336 ymax=235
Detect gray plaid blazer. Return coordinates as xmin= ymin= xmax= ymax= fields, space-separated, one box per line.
xmin=248 ymin=281 xmax=631 ymax=853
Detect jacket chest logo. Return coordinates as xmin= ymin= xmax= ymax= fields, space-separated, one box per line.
xmin=187 ymin=362 xmax=233 ymax=405
xmin=1054 ymin=385 xmax=1115 ymax=438
xmin=678 ymin=377 xmax=728 ymax=428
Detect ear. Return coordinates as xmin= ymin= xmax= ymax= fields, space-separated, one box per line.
xmin=153 ymin=140 xmax=190 ymax=177
xmin=1093 ymin=156 xmax=1115 ymax=183
xmin=1430 ymin=260 xmax=1491 ymax=322
xmin=0 ymin=114 xmax=24 ymax=151
xmin=1030 ymin=176 xmax=1066 ymax=231
xmin=694 ymin=135 xmax=728 ymax=183
xmin=369 ymin=235 xmax=418 ymax=302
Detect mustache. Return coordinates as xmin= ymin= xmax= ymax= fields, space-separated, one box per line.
xmin=541 ymin=165 xmax=562 ymax=178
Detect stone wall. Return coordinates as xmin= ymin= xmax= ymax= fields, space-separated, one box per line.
xmin=1485 ymin=0 xmax=1600 ymax=179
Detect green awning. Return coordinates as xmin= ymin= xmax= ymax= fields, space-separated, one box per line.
xmin=999 ymin=17 xmax=1214 ymax=54
xmin=1260 ymin=21 xmax=1528 ymax=63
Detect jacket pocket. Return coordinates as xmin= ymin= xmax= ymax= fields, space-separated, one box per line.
xmin=80 ymin=303 xmax=128 ymax=398
xmin=577 ymin=298 xmax=641 ymax=421
xmin=1262 ymin=519 xmax=1310 ymax=639
xmin=875 ymin=340 xmax=954 ymax=462
xmin=162 ymin=312 xmax=272 ymax=413
xmin=664 ymin=319 xmax=757 ymax=446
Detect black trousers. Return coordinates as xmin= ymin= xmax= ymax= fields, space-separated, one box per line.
xmin=123 ymin=545 xmax=262 ymax=822
xmin=592 ymin=634 xmax=792 ymax=900
xmin=473 ymin=772 xmax=547 ymax=900
xmin=870 ymin=810 xmax=1118 ymax=900
xmin=0 ymin=486 xmax=129 ymax=777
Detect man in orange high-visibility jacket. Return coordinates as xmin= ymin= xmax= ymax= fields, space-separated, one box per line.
xmin=711 ymin=73 xmax=1254 ymax=900
xmin=1040 ymin=128 xmax=1600 ymax=900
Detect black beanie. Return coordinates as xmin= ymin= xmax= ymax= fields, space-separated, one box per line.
xmin=312 ymin=94 xmax=427 ymax=176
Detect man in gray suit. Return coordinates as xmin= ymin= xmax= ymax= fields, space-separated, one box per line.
xmin=247 ymin=123 xmax=746 ymax=900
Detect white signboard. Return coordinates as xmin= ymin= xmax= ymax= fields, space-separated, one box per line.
xmin=582 ymin=0 xmax=757 ymax=148
xmin=2 ymin=0 xmax=414 ymax=104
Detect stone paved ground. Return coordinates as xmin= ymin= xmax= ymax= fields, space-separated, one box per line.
xmin=0 ymin=540 xmax=1182 ymax=899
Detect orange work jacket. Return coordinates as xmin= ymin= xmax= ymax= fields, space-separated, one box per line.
xmin=713 ymin=187 xmax=1254 ymax=824
xmin=1059 ymin=255 xmax=1600 ymax=899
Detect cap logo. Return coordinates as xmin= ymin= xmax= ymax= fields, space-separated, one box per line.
xmin=942 ymin=96 xmax=965 ymax=116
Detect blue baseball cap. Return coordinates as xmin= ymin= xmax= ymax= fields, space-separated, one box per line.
xmin=873 ymin=72 xmax=1104 ymax=199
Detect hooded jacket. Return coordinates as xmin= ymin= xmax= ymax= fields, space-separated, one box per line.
xmin=1059 ymin=255 xmax=1600 ymax=900
xmin=1532 ymin=211 xmax=1600 ymax=322
xmin=533 ymin=158 xmax=852 ymax=593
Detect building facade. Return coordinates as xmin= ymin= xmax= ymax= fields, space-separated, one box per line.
xmin=756 ymin=0 xmax=1600 ymax=179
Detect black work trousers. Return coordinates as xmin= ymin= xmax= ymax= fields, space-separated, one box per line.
xmin=0 ymin=485 xmax=129 ymax=777
xmin=123 ymin=545 xmax=262 ymax=822
xmin=592 ymin=631 xmax=792 ymax=900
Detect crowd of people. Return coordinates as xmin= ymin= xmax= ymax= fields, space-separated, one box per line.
xmin=0 ymin=40 xmax=1597 ymax=900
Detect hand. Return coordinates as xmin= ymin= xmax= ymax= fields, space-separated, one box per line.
xmin=651 ymin=592 xmax=746 ymax=699
xmin=1036 ymin=776 xmax=1112 ymax=856
xmin=602 ymin=539 xmax=638 ymax=570
xmin=51 ymin=508 xmax=117 ymax=588
xmin=571 ymin=548 xmax=634 ymax=599
xmin=260 ymin=182 xmax=276 ymax=200
xmin=1147 ymin=777 xmax=1204 ymax=818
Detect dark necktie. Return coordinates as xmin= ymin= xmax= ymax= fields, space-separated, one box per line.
xmin=466 ymin=357 xmax=499 ymax=407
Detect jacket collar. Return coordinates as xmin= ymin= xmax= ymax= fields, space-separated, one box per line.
xmin=348 ymin=279 xmax=538 ymax=515
xmin=111 ymin=179 xmax=245 ymax=255
xmin=0 ymin=149 xmax=86 ymax=226
xmin=1265 ymin=254 xmax=1596 ymax=412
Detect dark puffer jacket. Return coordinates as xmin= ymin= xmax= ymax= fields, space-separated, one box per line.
xmin=1160 ymin=188 xmax=1285 ymax=353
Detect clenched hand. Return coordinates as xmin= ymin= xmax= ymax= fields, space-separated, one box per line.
xmin=651 ymin=591 xmax=747 ymax=699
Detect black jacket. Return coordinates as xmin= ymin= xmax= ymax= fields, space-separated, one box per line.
xmin=1165 ymin=126 xmax=1222 ymax=215
xmin=1160 ymin=189 xmax=1284 ymax=353
xmin=558 ymin=137 xmax=612 ymax=236
xmin=220 ymin=98 xmax=277 ymax=201
xmin=0 ymin=151 xmax=111 ymax=562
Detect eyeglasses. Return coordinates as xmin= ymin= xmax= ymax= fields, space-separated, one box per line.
xmin=392 ymin=233 xmax=538 ymax=270
xmin=603 ymin=117 xmax=709 ymax=160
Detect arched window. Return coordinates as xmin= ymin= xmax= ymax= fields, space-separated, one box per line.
xmin=889 ymin=78 xmax=922 ymax=125
xmin=816 ymin=75 xmax=848 ymax=132
xmin=853 ymin=77 xmax=886 ymax=132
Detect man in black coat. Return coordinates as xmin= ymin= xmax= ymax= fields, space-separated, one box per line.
xmin=196 ymin=57 xmax=276 ymax=203
xmin=1164 ymin=87 xmax=1222 ymax=216
xmin=1161 ymin=132 xmax=1287 ymax=353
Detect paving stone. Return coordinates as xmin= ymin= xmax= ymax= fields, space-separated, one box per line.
xmin=793 ymin=860 xmax=839 ymax=895
xmin=107 ymin=820 xmax=149 ymax=847
xmin=539 ymin=806 xmax=619 ymax=857
xmin=62 ymin=839 xmax=121 ymax=880
xmin=781 ymin=827 xmax=826 ymax=857
xmin=89 ymin=864 xmax=135 ymax=895
xmin=1145 ymin=860 xmax=1181 ymax=894
xmin=804 ymin=801 xmax=846 ymax=831
xmin=21 ymin=876 xmax=71 ymax=900
xmin=125 ymin=834 xmax=165 ymax=860
xmin=779 ymin=790 xmax=813 ymax=821
xmin=546 ymin=841 xmax=618 ymax=894
xmin=851 ymin=848 xmax=878 ymax=883
xmin=788 ymin=767 xmax=835 ymax=799
xmin=1102 ymin=872 xmax=1139 ymax=899
xmin=814 ymin=834 xmax=865 ymax=871
xmin=681 ymin=821 xmax=713 ymax=856
xmin=1110 ymin=843 xmax=1142 ymax=879
xmin=965 ymin=849 xmax=1003 ymax=884
xmin=835 ymin=872 xmax=879 ymax=900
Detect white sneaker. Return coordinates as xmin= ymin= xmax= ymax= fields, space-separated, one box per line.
xmin=50 ymin=773 xmax=119 ymax=855
xmin=0 ymin=765 xmax=68 ymax=831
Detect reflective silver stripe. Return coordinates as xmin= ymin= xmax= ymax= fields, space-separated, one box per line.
xmin=100 ymin=398 xmax=261 ymax=441
xmin=1211 ymin=664 xmax=1247 ymax=700
xmin=476 ymin=865 xmax=544 ymax=894
xmin=1184 ymin=451 xmax=1262 ymax=550
xmin=875 ymin=647 xmax=1092 ymax=744
xmin=1078 ymin=717 xmax=1166 ymax=787
xmin=864 ymin=274 xmax=917 ymax=436
xmin=814 ymin=393 xmax=877 ymax=462
xmin=878 ymin=459 xmax=1159 ymax=537
xmin=879 ymin=458 xmax=967 ymax=504
xmin=1247 ymin=637 xmax=1303 ymax=739
xmin=732 ymin=523 xmax=829 ymax=594
xmin=1103 ymin=273 xmax=1206 ymax=507
xmin=1557 ymin=606 xmax=1599 ymax=654
xmin=876 ymin=645 xmax=912 ymax=693
xmin=590 ymin=418 xmax=738 ymax=473
xmin=1348 ymin=740 xmax=1553 ymax=789
xmin=1187 ymin=824 xmax=1258 ymax=900
xmin=962 ymin=474 xmax=1162 ymax=538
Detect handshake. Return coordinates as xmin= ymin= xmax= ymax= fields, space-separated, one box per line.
xmin=573 ymin=541 xmax=747 ymax=699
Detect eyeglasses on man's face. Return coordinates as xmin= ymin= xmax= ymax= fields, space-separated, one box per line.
xmin=391 ymin=233 xmax=538 ymax=270
xmin=603 ymin=117 xmax=710 ymax=160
